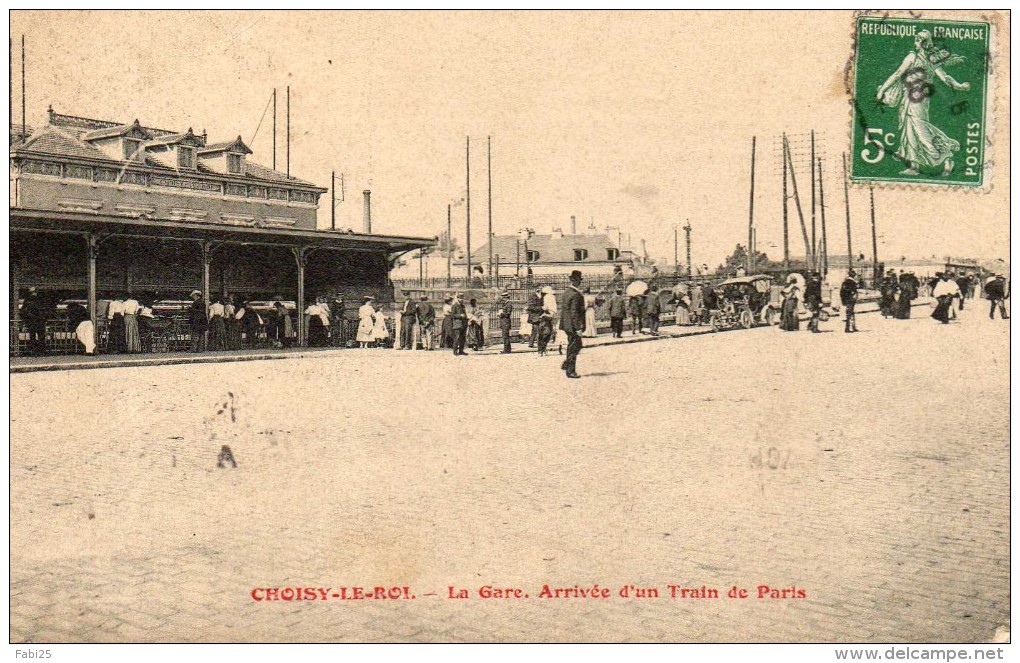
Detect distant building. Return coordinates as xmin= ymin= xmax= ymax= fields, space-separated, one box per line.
xmin=456 ymin=221 xmax=644 ymax=278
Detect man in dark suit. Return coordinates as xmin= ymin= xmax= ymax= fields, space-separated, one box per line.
xmin=187 ymin=290 xmax=208 ymax=352
xmin=646 ymin=286 xmax=662 ymax=335
xmin=559 ymin=270 xmax=586 ymax=378
xmin=415 ymin=295 xmax=436 ymax=350
xmin=805 ymin=271 xmax=824 ymax=333
xmin=398 ymin=294 xmax=416 ymax=350
xmin=449 ymin=292 xmax=468 ymax=355
xmin=840 ymin=270 xmax=859 ymax=333
xmin=497 ymin=289 xmax=514 ymax=354
xmin=608 ymin=288 xmax=626 ymax=338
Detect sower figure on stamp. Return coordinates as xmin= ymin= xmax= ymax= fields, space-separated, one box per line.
xmin=876 ymin=30 xmax=970 ymax=177
xmin=840 ymin=270 xmax=859 ymax=333
xmin=559 ymin=270 xmax=585 ymax=379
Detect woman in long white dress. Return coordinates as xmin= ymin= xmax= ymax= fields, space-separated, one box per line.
xmin=372 ymin=305 xmax=389 ymax=346
xmin=356 ymin=297 xmax=375 ymax=348
xmin=582 ymin=290 xmax=598 ymax=338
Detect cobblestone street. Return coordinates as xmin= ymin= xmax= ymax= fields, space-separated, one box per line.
xmin=9 ymin=308 xmax=1010 ymax=643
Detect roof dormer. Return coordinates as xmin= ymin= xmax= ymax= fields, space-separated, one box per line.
xmin=81 ymin=119 xmax=154 ymax=164
xmin=144 ymin=128 xmax=205 ymax=171
xmin=197 ymin=135 xmax=253 ymax=176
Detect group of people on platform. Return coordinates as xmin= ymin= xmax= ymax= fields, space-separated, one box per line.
xmin=878 ymin=269 xmax=923 ymax=320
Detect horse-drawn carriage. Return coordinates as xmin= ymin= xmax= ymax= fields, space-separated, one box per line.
xmin=707 ymin=275 xmax=778 ymax=332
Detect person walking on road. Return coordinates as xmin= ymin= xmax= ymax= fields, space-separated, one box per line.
xmin=398 ymin=294 xmax=416 ymax=350
xmin=559 ymin=270 xmax=586 ymax=378
xmin=780 ymin=274 xmax=801 ymax=332
xmin=449 ymin=293 xmax=468 ymax=355
xmin=985 ymin=274 xmax=1009 ymax=320
xmin=187 ymin=290 xmax=207 ymax=352
xmin=416 ymin=295 xmax=436 ymax=350
xmin=646 ymin=287 xmax=662 ymax=335
xmin=608 ymin=289 xmax=626 ymax=338
xmin=628 ymin=294 xmax=645 ymax=335
xmin=357 ymin=296 xmax=375 ymax=348
xmin=805 ymin=271 xmax=823 ymax=333
xmin=537 ymin=286 xmax=557 ymax=356
xmin=525 ymin=287 xmax=544 ymax=348
xmin=879 ymin=270 xmax=898 ymax=318
xmin=583 ymin=288 xmax=599 ymax=338
xmin=840 ymin=270 xmax=860 ymax=333
xmin=497 ymin=289 xmax=513 ymax=353
xmin=931 ymin=272 xmax=957 ymax=324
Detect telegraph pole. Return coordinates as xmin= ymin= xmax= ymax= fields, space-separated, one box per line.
xmin=810 ymin=130 xmax=817 ymax=270
xmin=487 ymin=135 xmax=493 ymax=287
xmin=782 ymin=132 xmax=789 ymax=269
xmin=842 ymin=152 xmax=853 ymax=275
xmin=285 ymin=85 xmax=290 ymax=179
xmin=747 ymin=136 xmax=756 ymax=274
xmin=818 ymin=157 xmax=829 ymax=277
xmin=466 ymin=136 xmax=472 ymax=280
xmin=683 ymin=222 xmax=692 ymax=277
xmin=870 ymin=185 xmax=879 ymax=284
xmin=272 ymin=88 xmax=277 ymax=170
xmin=331 ymin=170 xmax=335 ymax=230
xmin=673 ymin=224 xmax=679 ymax=275
xmin=446 ymin=204 xmax=452 ymax=287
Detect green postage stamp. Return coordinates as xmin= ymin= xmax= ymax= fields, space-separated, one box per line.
xmin=850 ymin=15 xmax=991 ymax=187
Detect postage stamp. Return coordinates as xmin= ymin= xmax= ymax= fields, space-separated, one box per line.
xmin=850 ymin=15 xmax=991 ymax=187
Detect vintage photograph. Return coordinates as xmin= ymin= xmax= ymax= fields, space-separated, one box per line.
xmin=7 ymin=9 xmax=1011 ymax=650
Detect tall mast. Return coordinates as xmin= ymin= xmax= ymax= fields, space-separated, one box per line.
xmin=747 ymin=136 xmax=756 ymax=274
xmin=842 ymin=152 xmax=853 ymax=275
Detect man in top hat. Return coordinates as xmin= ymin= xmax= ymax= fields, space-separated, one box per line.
xmin=188 ymin=289 xmax=208 ymax=352
xmin=449 ymin=292 xmax=468 ymax=356
xmin=839 ymin=270 xmax=859 ymax=333
xmin=984 ymin=274 xmax=1009 ymax=320
xmin=497 ymin=288 xmax=514 ymax=354
xmin=559 ymin=270 xmax=586 ymax=378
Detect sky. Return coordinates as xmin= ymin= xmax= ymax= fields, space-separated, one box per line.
xmin=9 ymin=10 xmax=1011 ymax=269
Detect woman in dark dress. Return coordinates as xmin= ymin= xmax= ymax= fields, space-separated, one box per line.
xmin=779 ymin=276 xmax=800 ymax=331
xmin=895 ymin=273 xmax=917 ymax=319
xmin=439 ymin=296 xmax=454 ymax=348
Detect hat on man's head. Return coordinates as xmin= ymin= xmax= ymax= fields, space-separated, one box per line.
xmin=363 ymin=295 xmax=374 ymax=301
xmin=420 ymin=294 xmax=429 ymax=300
xmin=848 ymin=269 xmax=857 ymax=277
xmin=189 ymin=290 xmax=202 ymax=298
xmin=569 ymin=270 xmax=583 ymax=280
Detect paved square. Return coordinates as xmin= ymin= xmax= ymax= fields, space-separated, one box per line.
xmin=9 ymin=309 xmax=1009 ymax=642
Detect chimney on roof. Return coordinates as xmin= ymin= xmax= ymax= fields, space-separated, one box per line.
xmin=551 ymin=227 xmax=563 ymax=240
xmin=570 ymin=215 xmax=576 ymax=235
xmin=363 ymin=190 xmax=372 ymax=234
xmin=47 ymin=105 xmax=54 ymax=124
xmin=640 ymin=238 xmax=648 ymax=261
